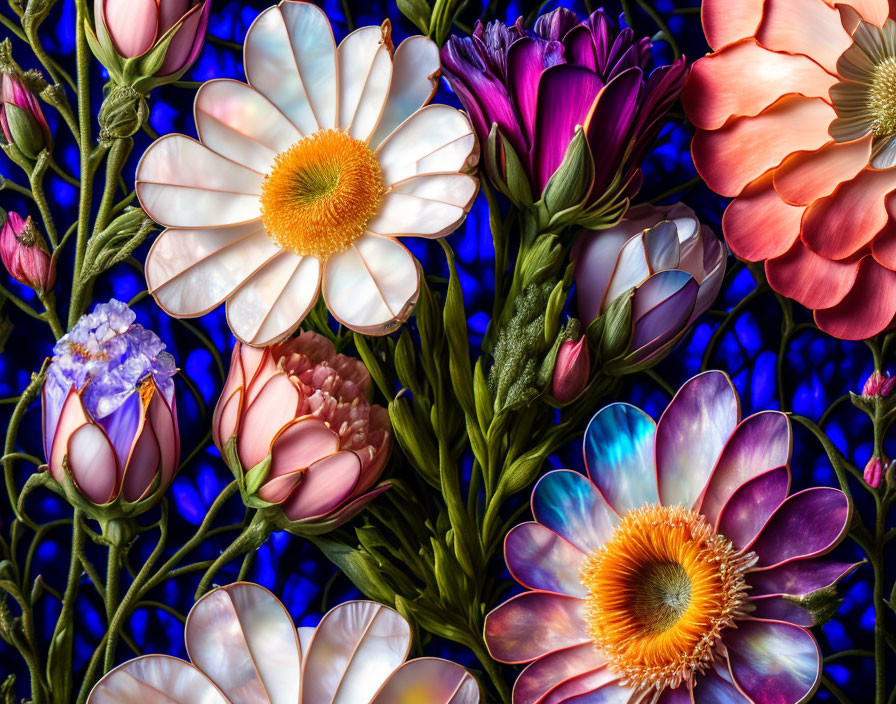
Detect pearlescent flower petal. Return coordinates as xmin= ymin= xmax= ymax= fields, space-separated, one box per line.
xmin=748 ymin=596 xmax=815 ymax=627
xmin=322 ymin=234 xmax=419 ymax=334
xmin=657 ymin=686 xmax=692 ymax=704
xmin=136 ymin=135 xmax=263 ymax=228
xmin=748 ymin=488 xmax=850 ymax=567
xmin=505 ymin=521 xmax=588 ymax=597
xmin=370 ymin=658 xmax=480 ymax=704
xmin=195 ymin=79 xmax=302 ymax=172
xmin=145 ymin=224 xmax=280 ymax=318
xmin=690 ymin=664 xmax=751 ymax=704
xmin=225 ymin=253 xmax=321 ymax=347
xmin=539 ymin=673 xmax=629 ymax=704
xmin=531 ymin=470 xmax=618 ymax=553
xmin=281 ymin=450 xmax=362 ymax=521
xmin=748 ymin=560 xmax=860 ymax=598
xmin=726 ymin=620 xmax=821 ymax=704
xmin=337 ymin=25 xmax=393 ymax=141
xmin=717 ymin=467 xmax=790 ymax=551
xmin=484 ymin=592 xmax=590 ymax=664
xmin=185 ymin=583 xmax=302 ymax=704
xmin=68 ymin=423 xmax=118 ymax=504
xmin=369 ymin=36 xmax=440 ymax=148
xmin=301 ymin=601 xmax=411 ymax=704
xmin=238 ymin=372 xmax=300 ymax=470
xmin=655 ymin=370 xmax=739 ymax=508
xmin=700 ymin=411 xmax=792 ymax=526
xmin=48 ymin=387 xmax=90 ymax=485
xmin=513 ymin=644 xmax=607 ymax=704
xmin=583 ymin=403 xmax=658 ymax=514
xmin=88 ymin=655 xmax=229 ymax=704
xmin=375 ymin=104 xmax=476 ymax=184
xmin=367 ymin=192 xmax=470 ymax=239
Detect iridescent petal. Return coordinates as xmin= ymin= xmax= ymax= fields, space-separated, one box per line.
xmin=68 ymin=423 xmax=118 ymax=504
xmin=655 ymin=370 xmax=739 ymax=509
xmin=513 ymin=644 xmax=606 ymax=704
xmin=531 ymin=470 xmax=618 ymax=553
xmin=748 ymin=595 xmax=814 ymax=627
xmin=238 ymin=372 xmax=300 ymax=470
xmin=48 ymin=387 xmax=89 ymax=485
xmin=717 ymin=467 xmax=790 ymax=551
xmin=602 ymin=233 xmax=650 ymax=306
xmin=322 ymin=234 xmax=419 ymax=335
xmin=699 ymin=411 xmax=791 ymax=527
xmin=657 ymin=686 xmax=692 ymax=704
xmin=749 ymin=560 xmax=860 ymax=598
xmin=504 ymin=521 xmax=588 ymax=597
xmin=100 ymin=0 xmax=158 ymax=58
xmin=260 ymin=418 xmax=341 ymax=503
xmin=484 ymin=591 xmax=589 ymax=664
xmin=726 ymin=620 xmax=821 ymax=704
xmin=541 ymin=672 xmax=628 ymax=704
xmin=367 ymin=192 xmax=470 ymax=239
xmin=370 ymin=658 xmax=480 ymax=704
xmin=583 ymin=403 xmax=658 ymax=514
xmin=88 ymin=655 xmax=228 ymax=704
xmin=337 ymin=26 xmax=393 ymax=141
xmin=748 ymin=488 xmax=850 ymax=567
xmin=185 ymin=583 xmax=301 ymax=704
xmin=691 ymin=664 xmax=751 ymax=704
xmin=301 ymin=601 xmax=411 ymax=704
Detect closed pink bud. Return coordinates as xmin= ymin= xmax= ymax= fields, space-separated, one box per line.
xmin=0 ymin=71 xmax=52 ymax=159
xmin=551 ymin=337 xmax=590 ymax=403
xmin=865 ymin=456 xmax=884 ymax=489
xmin=862 ymin=370 xmax=896 ymax=398
xmin=1 ymin=212 xmax=55 ymax=293
xmin=214 ymin=331 xmax=391 ymax=530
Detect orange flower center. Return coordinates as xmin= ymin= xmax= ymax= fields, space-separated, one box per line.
xmin=259 ymin=129 xmax=383 ymax=259
xmin=581 ymin=505 xmax=753 ymax=692
xmin=870 ymin=56 xmax=896 ymax=136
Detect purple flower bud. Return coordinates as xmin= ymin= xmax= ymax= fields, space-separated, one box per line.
xmin=0 ymin=212 xmax=55 ymax=293
xmin=862 ymin=370 xmax=896 ymax=398
xmin=0 ymin=71 xmax=51 ymax=159
xmin=864 ymin=456 xmax=884 ymax=489
xmin=551 ymin=337 xmax=590 ymax=403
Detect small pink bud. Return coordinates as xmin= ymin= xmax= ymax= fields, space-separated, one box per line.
xmin=551 ymin=337 xmax=590 ymax=403
xmin=0 ymin=71 xmax=52 ymax=159
xmin=862 ymin=370 xmax=896 ymax=398
xmin=0 ymin=212 xmax=55 ymax=293
xmin=864 ymin=456 xmax=884 ymax=489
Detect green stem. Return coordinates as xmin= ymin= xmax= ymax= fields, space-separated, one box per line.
xmin=1 ymin=176 xmax=34 ymax=199
xmin=93 ymin=138 xmax=132 ymax=237
xmin=194 ymin=513 xmax=272 ymax=600
xmin=38 ymin=291 xmax=64 ymax=339
xmin=2 ymin=369 xmax=46 ymax=518
xmin=46 ymin=510 xmax=84 ymax=703
xmin=466 ymin=628 xmax=510 ymax=704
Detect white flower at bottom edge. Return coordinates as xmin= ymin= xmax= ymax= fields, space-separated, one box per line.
xmin=88 ymin=582 xmax=481 ymax=703
xmin=137 ymin=0 xmax=479 ymax=346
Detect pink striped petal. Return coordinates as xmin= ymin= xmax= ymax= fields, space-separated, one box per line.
xmin=484 ymin=592 xmax=590 ymax=664
xmin=717 ymin=467 xmax=790 ymax=551
xmin=721 ymin=175 xmax=803 ymax=262
xmin=513 ymin=644 xmax=607 ymax=704
xmin=371 ymin=658 xmax=480 ymax=704
xmin=505 ymin=522 xmax=588 ymax=597
xmin=281 ymin=451 xmax=361 ymax=521
xmin=815 ymin=256 xmax=896 ymax=340
xmin=701 ymin=0 xmax=763 ymax=49
xmin=765 ymin=240 xmax=859 ymax=310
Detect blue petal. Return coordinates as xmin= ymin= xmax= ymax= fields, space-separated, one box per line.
xmin=531 ymin=470 xmax=617 ymax=554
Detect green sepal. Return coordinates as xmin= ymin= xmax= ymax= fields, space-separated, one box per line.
xmin=586 ymin=288 xmax=633 ymax=366
xmin=782 ymin=562 xmax=863 ymax=626
xmin=4 ymin=103 xmax=46 ymax=159
xmin=82 ymin=208 xmax=153 ymax=282
xmin=244 ymin=455 xmax=273 ymax=497
xmin=484 ymin=123 xmax=533 ymax=207
xmin=539 ymin=126 xmax=594 ymax=220
xmin=312 ymin=534 xmax=397 ymax=604
xmin=388 ymin=395 xmax=440 ymax=488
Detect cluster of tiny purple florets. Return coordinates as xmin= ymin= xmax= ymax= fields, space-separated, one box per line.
xmin=48 ymin=300 xmax=176 ymax=419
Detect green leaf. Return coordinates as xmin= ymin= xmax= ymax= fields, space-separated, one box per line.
xmin=313 ymin=536 xmax=396 ymax=605
xmin=396 ymin=0 xmax=431 ymax=34
xmin=473 ymin=359 xmax=492 ymax=432
xmin=394 ymin=329 xmax=422 ymax=396
xmin=388 ymin=396 xmax=440 ymax=487
xmin=353 ymin=333 xmax=393 ymax=400
xmin=599 ymin=289 xmax=633 ymax=362
xmin=440 ymin=240 xmax=475 ymax=418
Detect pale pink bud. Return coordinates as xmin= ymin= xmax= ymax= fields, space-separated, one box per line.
xmin=551 ymin=337 xmax=590 ymax=403
xmin=213 ymin=331 xmax=391 ymax=529
xmin=864 ymin=456 xmax=884 ymax=489
xmin=862 ymin=370 xmax=896 ymax=398
xmin=0 ymin=72 xmax=52 ymax=158
xmin=0 ymin=212 xmax=55 ymax=293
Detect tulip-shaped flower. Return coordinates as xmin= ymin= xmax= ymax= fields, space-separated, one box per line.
xmin=41 ymin=300 xmax=179 ymax=518
xmin=214 ymin=331 xmax=390 ymax=533
xmin=550 ymin=337 xmax=590 ymax=403
xmin=89 ymin=0 xmax=211 ymax=87
xmin=442 ymin=8 xmax=687 ymax=228
xmin=0 ymin=212 xmax=55 ymax=293
xmin=574 ymin=202 xmax=725 ymax=371
xmin=89 ymin=582 xmax=480 ymax=703
xmin=0 ymin=42 xmax=52 ymax=160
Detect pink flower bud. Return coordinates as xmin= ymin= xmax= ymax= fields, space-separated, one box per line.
xmin=214 ymin=331 xmax=391 ymax=530
xmin=862 ymin=370 xmax=896 ymax=398
xmin=865 ymin=456 xmax=884 ymax=489
xmin=551 ymin=337 xmax=590 ymax=403
xmin=0 ymin=212 xmax=55 ymax=293
xmin=0 ymin=71 xmax=51 ymax=159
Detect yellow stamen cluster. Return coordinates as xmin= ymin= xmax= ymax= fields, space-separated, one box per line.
xmin=260 ymin=129 xmax=383 ymax=259
xmin=870 ymin=56 xmax=896 ymax=136
xmin=581 ymin=504 xmax=754 ymax=692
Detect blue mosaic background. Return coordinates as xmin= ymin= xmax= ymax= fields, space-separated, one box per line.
xmin=0 ymin=0 xmax=886 ymax=701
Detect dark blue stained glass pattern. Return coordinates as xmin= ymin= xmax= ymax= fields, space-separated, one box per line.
xmin=0 ymin=0 xmax=887 ymax=701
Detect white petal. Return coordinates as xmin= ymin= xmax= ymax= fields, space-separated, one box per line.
xmin=367 ymin=193 xmax=467 ymax=239
xmin=337 ymin=26 xmax=393 ymax=141
xmin=146 ymin=224 xmax=280 ymax=317
xmin=136 ymin=134 xmax=263 ymax=228
xmin=388 ymin=173 xmax=479 ymax=208
xmin=376 ymin=105 xmax=476 ymax=184
xmin=322 ymin=234 xmax=419 ymax=334
xmin=226 ymin=252 xmax=321 ymax=346
xmin=371 ymin=658 xmax=480 ymax=704
xmin=88 ymin=656 xmax=229 ymax=704
xmin=602 ymin=234 xmax=649 ymax=309
xmin=195 ymin=79 xmax=302 ymax=172
xmin=302 ymin=601 xmax=411 ymax=704
xmin=185 ymin=583 xmax=302 ymax=704
xmin=370 ymin=36 xmax=440 ymax=149
xmin=280 ymin=0 xmax=336 ymax=129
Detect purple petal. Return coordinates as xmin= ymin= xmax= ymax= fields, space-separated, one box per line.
xmin=748 ymin=596 xmax=814 ymax=627
xmin=540 ymin=671 xmax=627 ymax=704
xmin=717 ymin=467 xmax=790 ymax=551
xmin=629 ymin=270 xmax=698 ymax=356
xmin=505 ymin=521 xmax=588 ymax=597
xmin=532 ymin=65 xmax=604 ymax=194
xmin=564 ymin=25 xmax=598 ymax=71
xmin=585 ymin=67 xmax=643 ymax=194
xmin=531 ymin=470 xmax=618 ymax=553
xmin=513 ymin=644 xmax=606 ymax=704
xmin=749 ymin=488 xmax=850 ymax=567
xmin=643 ymin=220 xmax=681 ymax=271
xmin=533 ymin=7 xmax=580 ymax=42
xmin=483 ymin=592 xmax=589 ymax=664
xmin=726 ymin=620 xmax=821 ymax=704
xmin=507 ymin=37 xmax=563 ymax=146
xmin=691 ymin=664 xmax=752 ymax=704
xmin=657 ymin=686 xmax=692 ymax=704
xmin=689 ymin=230 xmax=726 ymax=324
xmin=700 ymin=411 xmax=792 ymax=527
xmin=97 ymin=392 xmax=141 ymax=472
xmin=748 ymin=559 xmax=860 ymax=598
xmin=656 ymin=370 xmax=739 ymax=508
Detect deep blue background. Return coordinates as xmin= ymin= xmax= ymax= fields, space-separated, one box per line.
xmin=0 ymin=0 xmax=887 ymax=701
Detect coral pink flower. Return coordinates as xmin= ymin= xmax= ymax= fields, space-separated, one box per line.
xmin=485 ymin=371 xmax=856 ymax=703
xmin=682 ymin=0 xmax=896 ymax=340
xmin=213 ymin=331 xmax=390 ymax=529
